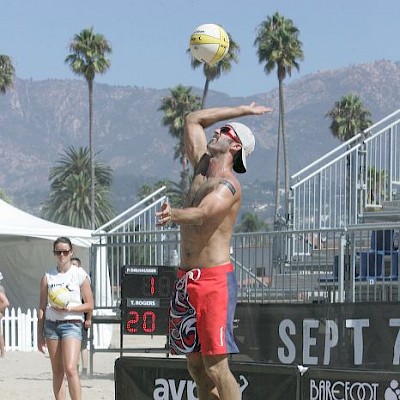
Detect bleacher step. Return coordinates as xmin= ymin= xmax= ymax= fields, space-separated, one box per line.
xmin=363 ymin=200 xmax=400 ymax=222
xmin=382 ymin=200 xmax=400 ymax=211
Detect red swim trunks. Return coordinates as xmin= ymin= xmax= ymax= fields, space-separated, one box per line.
xmin=169 ymin=263 xmax=239 ymax=356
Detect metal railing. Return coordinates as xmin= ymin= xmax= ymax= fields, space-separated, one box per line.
xmin=91 ymin=224 xmax=399 ymax=306
xmin=3 ymin=224 xmax=399 ymax=356
xmin=91 ymin=186 xmax=179 ymax=308
xmin=290 ymin=109 xmax=400 ymax=230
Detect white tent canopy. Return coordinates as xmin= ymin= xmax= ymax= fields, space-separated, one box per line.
xmin=0 ymin=199 xmax=95 ymax=309
xmin=0 ymin=198 xmax=94 ymax=244
xmin=0 ymin=199 xmax=112 ymax=348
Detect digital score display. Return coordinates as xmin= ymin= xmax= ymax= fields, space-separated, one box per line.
xmin=121 ymin=265 xmax=176 ymax=335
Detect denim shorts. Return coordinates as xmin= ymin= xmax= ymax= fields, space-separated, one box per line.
xmin=44 ymin=320 xmax=83 ymax=340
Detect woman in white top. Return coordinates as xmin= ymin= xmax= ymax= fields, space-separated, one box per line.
xmin=37 ymin=237 xmax=94 ymax=400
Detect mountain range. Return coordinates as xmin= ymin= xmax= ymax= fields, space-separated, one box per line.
xmin=1 ymin=60 xmax=399 ymax=215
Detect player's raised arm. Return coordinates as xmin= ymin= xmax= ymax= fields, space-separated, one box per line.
xmin=184 ymin=103 xmax=272 ymax=167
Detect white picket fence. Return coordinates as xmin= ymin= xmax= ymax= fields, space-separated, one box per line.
xmin=1 ymin=307 xmax=38 ymax=352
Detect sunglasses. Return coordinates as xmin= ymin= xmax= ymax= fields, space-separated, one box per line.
xmin=220 ymin=126 xmax=241 ymax=144
xmin=53 ymin=250 xmax=71 ymax=256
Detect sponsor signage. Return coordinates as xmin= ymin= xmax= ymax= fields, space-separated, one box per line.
xmin=303 ymin=368 xmax=400 ymax=400
xmin=114 ymin=303 xmax=400 ymax=399
xmin=234 ymin=302 xmax=400 ymax=370
xmin=115 ymin=357 xmax=400 ymax=400
xmin=115 ymin=357 xmax=297 ymax=400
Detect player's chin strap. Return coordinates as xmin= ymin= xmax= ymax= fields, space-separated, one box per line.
xmin=176 ymin=269 xmax=201 ymax=296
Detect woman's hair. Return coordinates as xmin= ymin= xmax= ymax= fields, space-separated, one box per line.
xmin=53 ymin=236 xmax=73 ymax=251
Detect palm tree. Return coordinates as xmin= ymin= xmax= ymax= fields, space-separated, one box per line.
xmin=159 ymin=85 xmax=201 ymax=194
xmin=138 ymin=179 xmax=186 ymax=209
xmin=65 ymin=27 xmax=112 ymax=229
xmin=326 ymin=94 xmax=372 ymax=223
xmin=326 ymin=93 xmax=372 ymax=142
xmin=188 ymin=31 xmax=239 ymax=108
xmin=235 ymin=212 xmax=269 ymax=233
xmin=0 ymin=55 xmax=15 ymax=94
xmin=41 ymin=146 xmax=114 ymax=229
xmin=254 ymin=12 xmax=304 ymax=226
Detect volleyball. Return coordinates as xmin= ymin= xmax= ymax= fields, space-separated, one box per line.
xmin=189 ymin=24 xmax=230 ymax=64
xmin=49 ymin=287 xmax=71 ymax=309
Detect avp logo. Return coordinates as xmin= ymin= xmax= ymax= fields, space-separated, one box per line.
xmin=153 ymin=375 xmax=249 ymax=399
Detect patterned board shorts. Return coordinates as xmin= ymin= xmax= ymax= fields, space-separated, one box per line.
xmin=169 ymin=263 xmax=239 ymax=356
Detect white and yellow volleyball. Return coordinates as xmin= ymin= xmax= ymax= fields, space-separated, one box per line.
xmin=49 ymin=287 xmax=71 ymax=309
xmin=189 ymin=24 xmax=230 ymax=65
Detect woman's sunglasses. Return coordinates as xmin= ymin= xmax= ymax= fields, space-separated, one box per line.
xmin=53 ymin=250 xmax=71 ymax=256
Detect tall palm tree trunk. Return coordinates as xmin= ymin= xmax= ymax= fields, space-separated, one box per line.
xmin=201 ymin=78 xmax=210 ymax=109
xmin=279 ymin=79 xmax=289 ymax=223
xmin=274 ymin=102 xmax=282 ymax=226
xmin=88 ymin=79 xmax=95 ymax=230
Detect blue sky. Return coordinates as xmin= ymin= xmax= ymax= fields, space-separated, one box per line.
xmin=1 ymin=0 xmax=399 ymax=97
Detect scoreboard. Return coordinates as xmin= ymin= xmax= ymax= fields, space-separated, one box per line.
xmin=121 ymin=265 xmax=176 ymax=335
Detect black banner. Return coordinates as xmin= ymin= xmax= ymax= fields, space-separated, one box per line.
xmin=115 ymin=357 xmax=298 ymax=400
xmin=114 ymin=302 xmax=400 ymax=399
xmin=234 ymin=302 xmax=400 ymax=370
xmin=115 ymin=357 xmax=400 ymax=400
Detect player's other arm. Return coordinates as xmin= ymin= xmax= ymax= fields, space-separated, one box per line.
xmin=157 ymin=180 xmax=239 ymax=226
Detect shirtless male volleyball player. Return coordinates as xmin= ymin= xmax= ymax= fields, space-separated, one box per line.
xmin=156 ymin=102 xmax=272 ymax=400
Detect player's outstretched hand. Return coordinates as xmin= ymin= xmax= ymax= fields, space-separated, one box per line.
xmin=245 ymin=102 xmax=273 ymax=115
